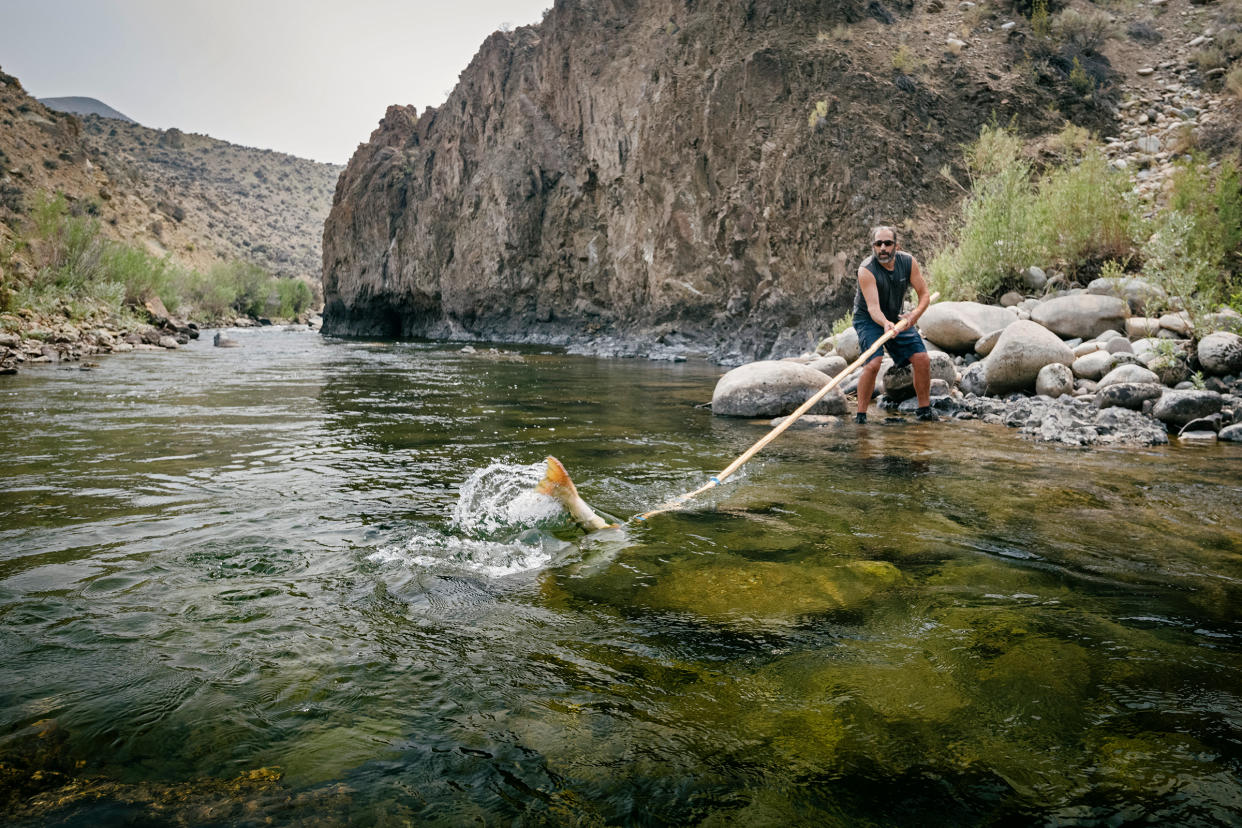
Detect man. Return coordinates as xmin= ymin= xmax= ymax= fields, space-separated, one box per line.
xmin=852 ymin=225 xmax=937 ymax=423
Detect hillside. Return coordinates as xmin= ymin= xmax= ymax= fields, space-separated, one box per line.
xmin=80 ymin=117 xmax=341 ymax=282
xmin=40 ymin=96 xmax=136 ymax=123
xmin=1 ymin=68 xmax=341 ymax=288
xmin=322 ymin=0 xmax=1241 ymax=362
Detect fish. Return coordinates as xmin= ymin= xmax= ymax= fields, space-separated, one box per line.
xmin=534 ymin=456 xmax=618 ymax=531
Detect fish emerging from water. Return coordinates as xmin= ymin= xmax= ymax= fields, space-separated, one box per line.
xmin=534 ymin=456 xmax=618 ymax=531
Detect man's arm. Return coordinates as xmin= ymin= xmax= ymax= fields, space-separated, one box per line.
xmin=901 ymin=257 xmax=932 ymax=327
xmin=857 ymin=267 xmax=894 ymax=332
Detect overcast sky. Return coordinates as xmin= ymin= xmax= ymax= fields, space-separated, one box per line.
xmin=0 ymin=0 xmax=551 ymax=164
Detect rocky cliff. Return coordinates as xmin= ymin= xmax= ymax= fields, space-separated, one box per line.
xmin=322 ymin=0 xmax=1113 ymax=362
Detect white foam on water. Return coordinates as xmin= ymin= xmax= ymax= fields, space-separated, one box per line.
xmin=450 ymin=461 xmax=567 ymax=536
xmin=372 ymin=529 xmax=569 ymax=578
xmin=369 ymin=461 xmax=575 ymax=577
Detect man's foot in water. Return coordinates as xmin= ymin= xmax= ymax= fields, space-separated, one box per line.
xmin=855 ymin=412 xmax=867 ymax=424
xmin=915 ymin=406 xmax=940 ymax=422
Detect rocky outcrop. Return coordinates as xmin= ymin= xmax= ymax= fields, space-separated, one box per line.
xmin=322 ymin=0 xmax=1064 ymax=360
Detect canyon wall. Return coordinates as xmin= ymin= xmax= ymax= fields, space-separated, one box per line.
xmin=323 ymin=0 xmax=1070 ymax=362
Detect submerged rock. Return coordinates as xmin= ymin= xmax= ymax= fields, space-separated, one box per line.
xmin=639 ymin=558 xmax=905 ymax=623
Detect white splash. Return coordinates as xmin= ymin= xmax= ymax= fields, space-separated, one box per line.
xmin=450 ymin=461 xmax=567 ymax=536
xmin=369 ymin=462 xmax=574 ymax=577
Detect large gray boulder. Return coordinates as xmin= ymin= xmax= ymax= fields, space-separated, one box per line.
xmin=1151 ymin=389 xmax=1224 ymax=427
xmin=1036 ymin=363 xmax=1074 ymax=398
xmin=882 ymin=351 xmax=958 ymax=401
xmin=917 ymin=302 xmax=1017 ymax=353
xmin=1095 ymin=382 xmax=1164 ymax=411
xmin=1086 ymin=277 xmax=1167 ymax=315
xmin=1197 ymin=332 xmax=1242 ymax=376
xmin=1097 ymin=363 xmax=1161 ymax=388
xmin=807 ymin=354 xmax=848 ymax=378
xmin=711 ymin=361 xmax=846 ymax=417
xmin=982 ymin=320 xmax=1076 ymax=395
xmin=1031 ymin=294 xmax=1129 ymax=340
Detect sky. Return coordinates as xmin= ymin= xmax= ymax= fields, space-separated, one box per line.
xmin=0 ymin=0 xmax=551 ymax=165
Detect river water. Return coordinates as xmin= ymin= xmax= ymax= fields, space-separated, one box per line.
xmin=1 ymin=327 xmax=1240 ymax=825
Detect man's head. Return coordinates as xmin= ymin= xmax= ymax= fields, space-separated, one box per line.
xmin=870 ymin=226 xmax=898 ymax=265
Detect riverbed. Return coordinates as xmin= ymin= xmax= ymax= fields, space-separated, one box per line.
xmin=2 ymin=327 xmax=1240 ymax=825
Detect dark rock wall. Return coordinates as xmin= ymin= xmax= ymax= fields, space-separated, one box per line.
xmin=323 ymin=0 xmax=1055 ymax=361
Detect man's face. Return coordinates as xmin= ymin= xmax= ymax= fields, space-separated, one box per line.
xmin=872 ymin=232 xmax=896 ymax=264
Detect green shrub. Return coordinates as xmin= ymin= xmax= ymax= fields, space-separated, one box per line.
xmin=1051 ymin=7 xmax=1117 ymax=53
xmin=28 ymin=193 xmax=107 ymax=294
xmin=1068 ymin=57 xmax=1093 ymax=95
xmin=1031 ymin=147 xmax=1137 ymax=272
xmin=928 ymin=127 xmax=1041 ymax=300
xmin=1149 ymin=156 xmax=1242 ymax=311
xmin=929 ymin=126 xmax=1142 ymax=300
xmin=274 ymin=278 xmax=313 ymax=318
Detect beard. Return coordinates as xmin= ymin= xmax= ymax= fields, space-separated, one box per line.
xmin=875 ymin=248 xmax=895 ymax=264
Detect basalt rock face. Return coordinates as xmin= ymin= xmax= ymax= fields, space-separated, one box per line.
xmin=322 ymin=0 xmax=1061 ymax=362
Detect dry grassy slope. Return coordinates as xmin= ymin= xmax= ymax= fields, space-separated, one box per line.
xmin=0 ymin=67 xmax=341 ymax=288
xmin=82 ymin=118 xmax=341 ymax=282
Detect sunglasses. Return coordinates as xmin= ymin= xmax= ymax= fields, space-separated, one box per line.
xmin=873 ymin=240 xmax=895 ymax=248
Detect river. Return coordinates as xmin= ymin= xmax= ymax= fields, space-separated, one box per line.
xmin=1 ymin=327 xmax=1240 ymax=825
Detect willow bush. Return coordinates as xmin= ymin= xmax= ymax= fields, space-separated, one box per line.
xmin=3 ymin=191 xmax=312 ymax=323
xmin=929 ymin=125 xmax=1142 ymax=301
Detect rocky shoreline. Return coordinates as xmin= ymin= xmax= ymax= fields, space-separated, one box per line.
xmin=0 ymin=299 xmax=321 ymax=374
xmin=712 ymin=276 xmax=1242 ymax=446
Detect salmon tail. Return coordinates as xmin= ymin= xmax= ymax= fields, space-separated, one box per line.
xmin=535 ymin=455 xmax=579 ymax=498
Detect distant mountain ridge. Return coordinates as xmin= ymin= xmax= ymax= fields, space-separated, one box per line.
xmin=39 ymin=96 xmax=136 ymax=124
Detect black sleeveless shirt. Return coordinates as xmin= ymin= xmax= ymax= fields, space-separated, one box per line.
xmin=852 ymin=252 xmax=912 ymax=324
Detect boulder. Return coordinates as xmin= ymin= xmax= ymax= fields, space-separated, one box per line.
xmin=974 ymin=329 xmax=1004 ymax=357
xmin=1097 ymin=364 xmax=1160 ymax=388
xmin=1151 ymin=389 xmax=1224 ymax=427
xmin=1145 ymin=353 xmax=1190 ymax=386
xmin=882 ymin=351 xmax=957 ymax=401
xmin=1158 ymin=312 xmax=1193 ymax=336
xmin=982 ymin=320 xmax=1075 ymax=395
xmin=1126 ymin=317 xmax=1161 ymax=338
xmin=1086 ymin=277 xmax=1166 ymax=314
xmin=960 ymin=361 xmax=988 ymax=396
xmin=1201 ymin=308 xmax=1242 ymax=334
xmin=835 ymin=327 xmax=861 ymax=362
xmin=1071 ymin=350 xmax=1114 ymax=381
xmin=1095 ymin=382 xmax=1164 ymax=411
xmin=157 ymin=336 xmax=179 ymax=349
xmin=807 ymin=354 xmax=848 ymax=378
xmin=1221 ymin=423 xmax=1242 ymax=442
xmin=712 ymin=360 xmax=847 ymax=417
xmin=1036 ymin=363 xmax=1074 ymax=398
xmin=1031 ymin=294 xmax=1129 ymax=340
xmin=1105 ymin=338 xmax=1133 ymax=354
xmin=1179 ymin=414 xmax=1222 ymax=435
xmin=1023 ymin=266 xmax=1047 ymax=291
xmin=1197 ymin=332 xmax=1242 ymax=376
xmin=917 ymin=302 xmax=1017 ymax=353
